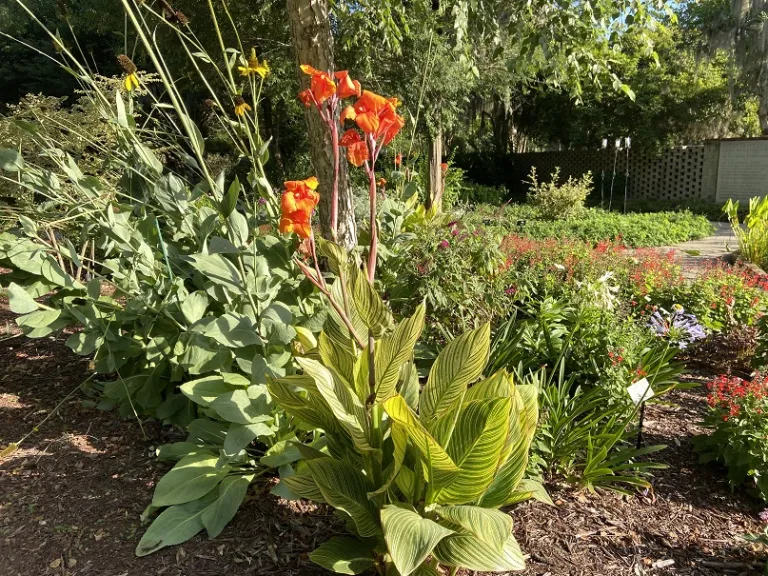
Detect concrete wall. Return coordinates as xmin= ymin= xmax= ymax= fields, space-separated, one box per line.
xmin=715 ymin=139 xmax=768 ymax=203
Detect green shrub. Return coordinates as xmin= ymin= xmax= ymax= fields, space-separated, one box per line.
xmin=694 ymin=373 xmax=768 ymax=502
xmin=527 ymin=364 xmax=667 ymax=493
xmin=467 ymin=203 xmax=714 ymax=247
xmin=270 ymin=247 xmax=545 ymax=575
xmin=0 ymin=3 xmax=320 ymax=555
xmin=725 ymin=196 xmax=768 ymax=270
xmin=527 ymin=167 xmax=592 ymax=221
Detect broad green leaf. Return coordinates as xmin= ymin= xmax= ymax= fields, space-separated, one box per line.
xmin=297 ymin=357 xmax=371 ymax=451
xmin=181 ymin=291 xmax=209 ymax=325
xmin=306 ymin=458 xmax=380 ymax=537
xmin=221 ymin=176 xmax=240 ymax=217
xmin=380 ymin=505 xmax=454 ymax=576
xmin=65 ymin=331 xmax=103 ymax=356
xmin=135 ymin=497 xmax=213 ymax=556
xmin=434 ymin=505 xmax=512 ymax=552
xmin=211 ymin=386 xmax=270 ymax=425
xmin=260 ymin=303 xmax=296 ymax=345
xmin=435 ymin=398 xmax=512 ymax=504
xmin=309 ymin=536 xmax=376 ymax=575
xmin=351 ymin=268 xmax=393 ymax=337
xmin=0 ymin=149 xmax=25 ymax=172
xmin=434 ymin=532 xmax=525 ymax=572
xmin=180 ymin=376 xmax=229 ymax=407
xmin=16 ymin=309 xmax=61 ymax=329
xmin=224 ymin=422 xmax=273 ymax=455
xmin=178 ymin=334 xmax=232 ymax=374
xmin=260 ymin=439 xmax=303 ymax=468
xmin=382 ymin=395 xmax=459 ymax=488
xmin=205 ymin=313 xmax=263 ymax=348
xmin=7 ymin=282 xmax=38 ymax=314
xmin=136 ymin=142 xmax=163 ymax=173
xmin=156 ymin=442 xmax=216 ymax=462
xmin=201 ymin=474 xmax=253 ymax=538
xmin=189 ymin=254 xmax=243 ymax=294
xmin=375 ymin=305 xmax=425 ymax=402
xmin=420 ymin=324 xmax=490 ymax=428
xmin=187 ymin=419 xmax=228 ymax=445
xmin=152 ymin=453 xmax=230 ymax=507
xmin=228 ymin=210 xmax=249 ymax=247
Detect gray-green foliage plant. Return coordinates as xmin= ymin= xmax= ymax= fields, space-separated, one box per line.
xmin=268 ymin=243 xmax=547 ymax=576
xmin=0 ymin=0 xmax=326 ymax=555
xmin=526 ymin=167 xmax=592 ymax=221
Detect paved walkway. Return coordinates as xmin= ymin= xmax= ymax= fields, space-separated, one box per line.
xmin=661 ymin=221 xmax=739 ymax=279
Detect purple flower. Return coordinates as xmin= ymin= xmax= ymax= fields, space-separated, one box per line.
xmin=760 ymin=509 xmax=768 ymax=524
xmin=505 ymin=286 xmax=517 ymax=296
xmin=648 ymin=308 xmax=706 ymax=350
xmin=451 ymin=228 xmax=460 ymax=237
xmin=447 ymin=221 xmax=459 ymax=228
xmin=438 ymin=240 xmax=450 ymax=250
xmin=258 ymin=197 xmax=267 ymax=205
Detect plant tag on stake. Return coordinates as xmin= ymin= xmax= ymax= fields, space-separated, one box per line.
xmin=627 ymin=378 xmax=655 ymax=405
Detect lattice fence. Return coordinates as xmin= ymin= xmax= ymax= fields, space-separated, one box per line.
xmin=513 ymin=146 xmax=706 ymax=201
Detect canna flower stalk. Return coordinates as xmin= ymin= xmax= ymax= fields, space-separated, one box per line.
xmin=298 ymin=65 xmax=362 ymax=242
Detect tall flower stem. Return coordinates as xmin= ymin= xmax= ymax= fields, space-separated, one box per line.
xmin=330 ymin=106 xmax=340 ymax=240
xmin=366 ymin=134 xmax=379 ymax=283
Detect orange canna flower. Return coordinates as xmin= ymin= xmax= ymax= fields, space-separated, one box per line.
xmin=377 ymin=177 xmax=387 ymax=188
xmin=395 ymin=153 xmax=403 ymax=166
xmin=340 ymin=105 xmax=357 ymax=123
xmin=339 ymin=129 xmax=369 ymax=167
xmin=441 ymin=162 xmax=449 ymax=172
xmin=334 ymin=71 xmax=362 ymax=99
xmin=280 ymin=177 xmax=320 ymax=239
xmin=351 ymin=91 xmax=405 ymax=144
xmin=300 ymin=64 xmax=336 ymax=104
xmin=298 ymin=89 xmax=313 ymax=107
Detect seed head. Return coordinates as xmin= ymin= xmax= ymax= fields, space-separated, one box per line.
xmin=117 ymin=54 xmax=137 ymax=75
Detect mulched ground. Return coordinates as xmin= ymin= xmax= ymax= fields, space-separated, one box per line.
xmin=1 ymin=298 xmax=767 ymax=576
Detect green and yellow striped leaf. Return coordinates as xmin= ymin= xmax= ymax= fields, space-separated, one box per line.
xmin=465 ymin=369 xmax=514 ymax=403
xmin=351 ymin=267 xmax=393 ymax=337
xmin=382 ymin=395 xmax=459 ymax=489
xmin=420 ymin=324 xmax=490 ymax=433
xmin=380 ymin=504 xmax=454 ymax=576
xmin=306 ymin=458 xmax=380 ymax=537
xmin=375 ymin=305 xmax=425 ymax=402
xmin=433 ymin=532 xmax=526 ymax=572
xmin=318 ymin=331 xmax=357 ymax=391
xmin=435 ymin=398 xmax=512 ymax=504
xmin=297 ymin=357 xmax=372 ymax=451
xmin=434 ymin=505 xmax=512 ymax=552
xmin=309 ymin=536 xmax=375 ymax=575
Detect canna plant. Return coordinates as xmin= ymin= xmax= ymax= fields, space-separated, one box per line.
xmin=265 ymin=65 xmax=544 ymax=576
xmin=270 ymin=247 xmax=543 ymax=575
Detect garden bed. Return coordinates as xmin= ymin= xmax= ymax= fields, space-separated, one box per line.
xmin=1 ymin=300 xmax=765 ymax=576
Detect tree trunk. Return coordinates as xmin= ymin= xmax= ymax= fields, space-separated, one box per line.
xmin=426 ymin=122 xmax=444 ymax=212
xmin=286 ymin=0 xmax=357 ymax=249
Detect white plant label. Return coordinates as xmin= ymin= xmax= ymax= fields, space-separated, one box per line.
xmin=627 ymin=378 xmax=655 ymax=405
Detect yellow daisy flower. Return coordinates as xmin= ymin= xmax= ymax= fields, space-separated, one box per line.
xmin=238 ymin=49 xmax=270 ymax=79
xmin=234 ymin=96 xmax=252 ymax=116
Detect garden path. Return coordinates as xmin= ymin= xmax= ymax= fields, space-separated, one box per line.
xmin=661 ymin=222 xmax=738 ymax=280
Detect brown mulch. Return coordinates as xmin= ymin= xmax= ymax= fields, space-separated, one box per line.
xmin=1 ymin=298 xmax=767 ymax=576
